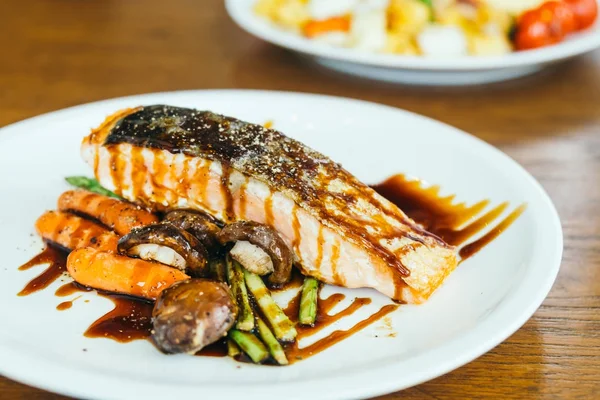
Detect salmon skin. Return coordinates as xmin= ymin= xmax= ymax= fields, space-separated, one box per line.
xmin=82 ymin=105 xmax=457 ymax=303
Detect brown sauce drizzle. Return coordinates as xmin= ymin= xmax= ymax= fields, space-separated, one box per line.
xmin=264 ymin=193 xmax=274 ymax=227
xmin=179 ymin=157 xmax=192 ymax=198
xmin=330 ymin=240 xmax=343 ymax=286
xmin=286 ymin=305 xmax=398 ymax=362
xmin=108 ymin=146 xmax=126 ymax=198
xmin=17 ymin=246 xmax=67 ymax=296
xmin=314 ymin=225 xmax=324 ymax=269
xmin=84 ymin=293 xmax=154 ymax=342
xmin=93 ymin=145 xmax=100 ymax=179
xmin=195 ymin=162 xmax=211 ymax=209
xmin=282 ymin=290 xmax=396 ymax=362
xmin=220 ymin=164 xmax=234 ymax=222
xmin=291 ymin=204 xmax=302 ymax=259
xmin=459 ymin=204 xmax=527 ymax=261
xmin=238 ymin=180 xmax=248 ymax=219
xmin=371 ymin=174 xmax=527 ymax=262
xmin=57 ymin=296 xmax=81 ymax=311
xmin=270 ymin=268 xmax=304 ymax=293
xmin=151 ymin=151 xmax=168 ymax=206
xmin=130 ymin=146 xmax=146 ymax=200
xmin=196 ymin=340 xmax=228 ymax=357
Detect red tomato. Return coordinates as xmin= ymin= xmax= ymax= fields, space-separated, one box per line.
xmin=563 ymin=0 xmax=598 ymax=30
xmin=541 ymin=1 xmax=578 ymax=34
xmin=514 ymin=4 xmax=567 ymax=50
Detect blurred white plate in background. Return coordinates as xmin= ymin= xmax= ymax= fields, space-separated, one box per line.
xmin=226 ymin=0 xmax=600 ymax=85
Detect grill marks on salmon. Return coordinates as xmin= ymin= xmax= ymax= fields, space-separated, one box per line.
xmin=81 ymin=105 xmax=458 ymax=303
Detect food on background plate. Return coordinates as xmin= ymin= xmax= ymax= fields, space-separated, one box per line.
xmin=254 ymin=0 xmax=598 ymax=55
xmin=20 ymin=104 xmax=523 ymax=366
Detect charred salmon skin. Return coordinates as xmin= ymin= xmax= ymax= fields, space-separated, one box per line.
xmin=81 ymin=105 xmax=457 ymax=303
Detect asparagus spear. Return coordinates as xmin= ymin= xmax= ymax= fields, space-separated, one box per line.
xmin=65 ymin=176 xmax=120 ymax=199
xmin=299 ymin=277 xmax=319 ymax=326
xmin=226 ymin=256 xmax=255 ymax=331
xmin=227 ymin=338 xmax=241 ymax=358
xmin=243 ymin=270 xmax=297 ymax=342
xmin=228 ymin=329 xmax=269 ymax=364
xmin=209 ymin=258 xmax=227 ymax=283
xmin=256 ymin=316 xmax=288 ymax=365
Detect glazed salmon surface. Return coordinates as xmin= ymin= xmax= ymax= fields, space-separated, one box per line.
xmin=81 ymin=105 xmax=458 ymax=303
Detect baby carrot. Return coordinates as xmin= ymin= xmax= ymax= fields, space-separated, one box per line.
xmin=35 ymin=210 xmax=119 ymax=252
xmin=58 ymin=190 xmax=159 ymax=236
xmin=67 ymin=248 xmax=189 ymax=300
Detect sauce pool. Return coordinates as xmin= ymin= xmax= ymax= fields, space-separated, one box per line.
xmin=17 ymin=245 xmax=67 ymax=296
xmin=370 ymin=174 xmax=527 ymax=262
xmin=84 ymin=293 xmax=154 ymax=343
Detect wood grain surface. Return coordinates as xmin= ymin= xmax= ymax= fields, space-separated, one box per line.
xmin=1 ymin=1 xmax=599 ymax=399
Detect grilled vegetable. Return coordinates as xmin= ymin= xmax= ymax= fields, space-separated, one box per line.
xmin=209 ymin=258 xmax=228 ymax=283
xmin=152 ymin=279 xmax=238 ymax=354
xmin=65 ymin=176 xmax=120 ymax=199
xmin=256 ymin=316 xmax=288 ymax=365
xmin=227 ymin=339 xmax=241 ymax=358
xmin=58 ymin=189 xmax=159 ymax=236
xmin=243 ymin=270 xmax=297 ymax=342
xmin=218 ymin=221 xmax=294 ymax=287
xmin=35 ymin=210 xmax=119 ymax=252
xmin=228 ymin=329 xmax=269 ymax=364
xmin=66 ymin=248 xmax=189 ymax=300
xmin=226 ymin=256 xmax=255 ymax=331
xmin=118 ymin=224 xmax=209 ymax=277
xmin=299 ymin=277 xmax=319 ymax=326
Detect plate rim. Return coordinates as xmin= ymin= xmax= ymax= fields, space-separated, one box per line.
xmin=0 ymin=89 xmax=563 ymax=400
xmin=225 ymin=0 xmax=600 ymax=71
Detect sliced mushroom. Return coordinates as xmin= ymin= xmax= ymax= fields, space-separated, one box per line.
xmin=163 ymin=210 xmax=222 ymax=254
xmin=229 ymin=241 xmax=274 ymax=276
xmin=217 ymin=221 xmax=293 ymax=287
xmin=118 ymin=224 xmax=209 ymax=277
xmin=152 ymin=279 xmax=238 ymax=354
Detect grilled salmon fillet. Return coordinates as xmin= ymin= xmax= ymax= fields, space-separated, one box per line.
xmin=81 ymin=105 xmax=457 ymax=303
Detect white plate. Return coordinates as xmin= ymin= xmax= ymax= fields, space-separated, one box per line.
xmin=226 ymin=0 xmax=600 ymax=85
xmin=0 ymin=90 xmax=562 ymax=400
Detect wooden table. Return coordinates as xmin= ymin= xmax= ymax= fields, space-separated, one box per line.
xmin=1 ymin=0 xmax=599 ymax=399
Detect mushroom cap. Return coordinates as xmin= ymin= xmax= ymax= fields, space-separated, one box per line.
xmin=151 ymin=279 xmax=238 ymax=354
xmin=163 ymin=209 xmax=222 ymax=254
xmin=118 ymin=223 xmax=209 ymax=277
xmin=217 ymin=221 xmax=293 ymax=287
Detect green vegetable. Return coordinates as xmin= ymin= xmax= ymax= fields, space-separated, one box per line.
xmin=256 ymin=316 xmax=288 ymax=365
xmin=227 ymin=256 xmax=255 ymax=331
xmin=418 ymin=0 xmax=432 ymax=7
xmin=209 ymin=258 xmax=227 ymax=283
xmin=227 ymin=339 xmax=241 ymax=358
xmin=65 ymin=176 xmax=120 ymax=199
xmin=244 ymin=269 xmax=297 ymax=342
xmin=228 ymin=329 xmax=269 ymax=364
xmin=299 ymin=277 xmax=319 ymax=326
